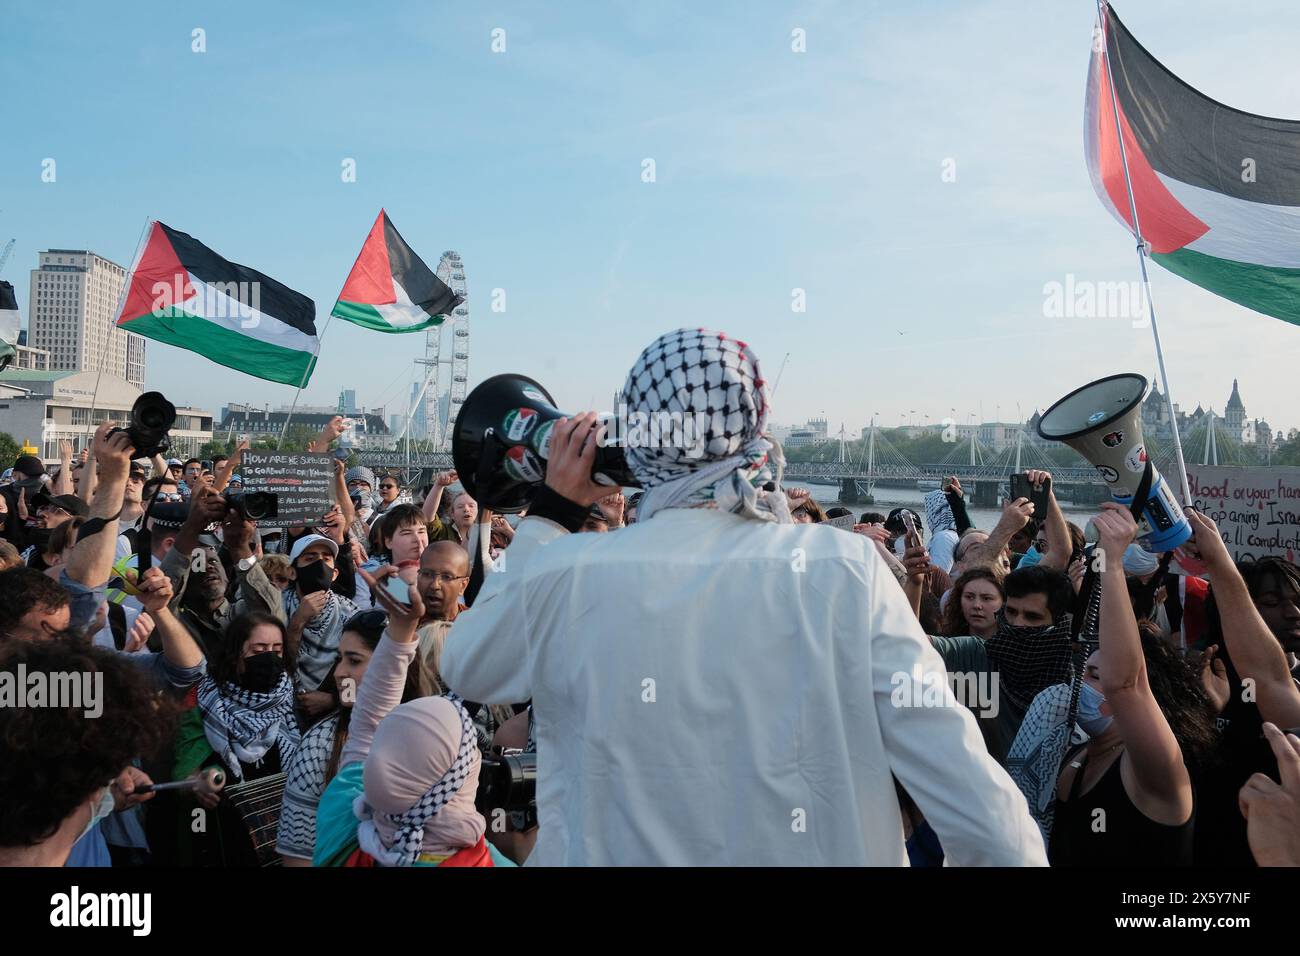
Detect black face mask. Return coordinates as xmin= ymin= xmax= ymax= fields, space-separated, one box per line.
xmin=295 ymin=559 xmax=333 ymax=595
xmin=240 ymin=652 xmax=285 ymax=693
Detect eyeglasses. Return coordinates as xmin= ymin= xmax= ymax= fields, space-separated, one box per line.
xmin=417 ymin=570 xmax=468 ymax=585
xmin=38 ymin=505 xmax=70 ymax=517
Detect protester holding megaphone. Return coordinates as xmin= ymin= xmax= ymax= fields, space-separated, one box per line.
xmin=440 ymin=327 xmax=1045 ymax=867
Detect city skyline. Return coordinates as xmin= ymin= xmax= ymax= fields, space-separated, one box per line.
xmin=4 ymin=1 xmax=1300 ymax=439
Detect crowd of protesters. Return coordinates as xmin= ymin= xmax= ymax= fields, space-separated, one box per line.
xmin=2 ymin=329 xmax=1300 ymax=868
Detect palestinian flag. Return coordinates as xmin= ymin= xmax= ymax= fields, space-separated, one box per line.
xmin=0 ymin=281 xmax=19 ymax=370
xmin=1087 ymin=3 xmax=1300 ymax=327
xmin=115 ymin=222 xmax=319 ymax=385
xmin=331 ymin=210 xmax=462 ymax=332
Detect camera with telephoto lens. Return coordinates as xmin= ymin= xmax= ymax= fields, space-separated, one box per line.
xmin=108 ymin=391 xmax=176 ymax=458
xmin=475 ymin=749 xmax=537 ymax=830
xmin=223 ymin=488 xmax=278 ymax=521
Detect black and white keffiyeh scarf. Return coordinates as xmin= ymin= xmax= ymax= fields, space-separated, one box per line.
xmin=283 ymin=588 xmax=358 ymax=690
xmin=1007 ymin=580 xmax=1103 ymax=841
xmin=197 ymin=672 xmax=300 ymax=782
xmin=983 ymin=612 xmax=1076 ymax=716
xmin=354 ymin=693 xmax=477 ymax=867
xmin=621 ymin=328 xmax=790 ymax=524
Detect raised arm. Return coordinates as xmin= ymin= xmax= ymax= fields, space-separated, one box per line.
xmin=900 ymin=536 xmax=930 ymax=622
xmin=964 ymin=497 xmax=1034 ymax=571
xmin=307 ymin=415 xmax=346 ymax=454
xmin=326 ymin=458 xmax=357 ymax=531
xmin=79 ymin=446 xmax=98 ymax=506
xmin=53 ymin=440 xmax=74 ymax=496
xmin=1188 ymin=509 xmax=1300 ymax=727
xmin=212 ymin=437 xmax=248 ymax=494
xmin=135 ymin=567 xmax=205 ymax=674
xmin=339 ymin=564 xmax=425 ymax=768
xmin=64 ymin=423 xmax=133 ymax=588
xmin=1026 ymin=470 xmax=1070 ymax=572
xmin=423 ymin=469 xmax=457 ymax=521
xmin=943 ymin=477 xmax=972 ymax=535
xmin=1094 ymin=503 xmax=1192 ymax=808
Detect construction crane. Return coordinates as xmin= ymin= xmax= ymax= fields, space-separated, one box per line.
xmin=0 ymin=239 xmax=14 ymax=276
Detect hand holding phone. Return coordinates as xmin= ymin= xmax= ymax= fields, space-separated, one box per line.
xmin=900 ymin=509 xmax=922 ymax=549
xmin=385 ymin=576 xmax=412 ymax=606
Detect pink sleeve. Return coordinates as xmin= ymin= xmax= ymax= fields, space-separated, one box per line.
xmin=339 ymin=634 xmax=418 ymax=769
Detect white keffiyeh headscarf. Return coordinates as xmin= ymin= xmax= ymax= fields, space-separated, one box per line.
xmin=621 ymin=328 xmax=790 ymax=524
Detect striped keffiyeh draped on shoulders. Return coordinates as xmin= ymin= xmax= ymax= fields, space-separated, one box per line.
xmin=621 ymin=328 xmax=790 ymax=524
xmin=196 ymin=672 xmax=301 ymax=782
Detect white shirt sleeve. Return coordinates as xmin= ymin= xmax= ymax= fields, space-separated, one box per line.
xmin=866 ymin=550 xmax=1049 ymax=865
xmin=439 ymin=515 xmax=566 ymax=705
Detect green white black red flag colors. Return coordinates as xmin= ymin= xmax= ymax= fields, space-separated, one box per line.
xmin=0 ymin=281 xmax=19 ymax=370
xmin=331 ymin=210 xmax=463 ymax=333
xmin=1087 ymin=3 xmax=1300 ymax=327
xmin=115 ymin=222 xmax=319 ymax=386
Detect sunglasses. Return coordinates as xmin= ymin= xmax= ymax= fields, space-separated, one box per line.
xmin=380 ymin=484 xmax=398 ymax=491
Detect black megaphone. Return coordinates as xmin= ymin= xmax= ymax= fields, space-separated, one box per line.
xmin=452 ymin=374 xmax=639 ymax=513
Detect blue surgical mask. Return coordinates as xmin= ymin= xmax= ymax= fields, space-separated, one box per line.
xmin=1077 ymin=682 xmax=1113 ymax=736
xmin=77 ymin=785 xmax=116 ymax=843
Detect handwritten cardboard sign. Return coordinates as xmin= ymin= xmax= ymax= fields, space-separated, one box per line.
xmin=240 ymin=452 xmax=335 ymax=530
xmin=1185 ymin=465 xmax=1300 ymax=563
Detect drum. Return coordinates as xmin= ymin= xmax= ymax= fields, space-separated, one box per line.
xmin=222 ymin=771 xmax=288 ymax=867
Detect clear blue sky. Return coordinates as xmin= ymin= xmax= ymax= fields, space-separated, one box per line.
xmin=3 ymin=0 xmax=1298 ymax=436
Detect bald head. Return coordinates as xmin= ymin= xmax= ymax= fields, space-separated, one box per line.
xmin=418 ymin=540 xmax=470 ymax=622
xmin=422 ymin=540 xmax=469 ymax=575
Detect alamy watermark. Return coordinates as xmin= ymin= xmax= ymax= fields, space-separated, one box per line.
xmin=890 ymin=665 xmax=999 ymax=718
xmin=1043 ymin=273 xmax=1149 ymax=328
xmin=0 ymin=664 xmax=103 ymax=718
xmin=151 ymin=277 xmax=262 ymax=329
xmin=597 ymin=402 xmax=711 ymax=459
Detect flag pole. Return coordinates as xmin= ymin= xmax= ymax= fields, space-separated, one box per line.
xmin=277 ymin=311 xmax=337 ymax=450
xmin=1094 ymin=0 xmax=1192 ymax=504
xmin=87 ymin=218 xmax=153 ymax=456
xmin=279 ymin=209 xmax=385 ymax=450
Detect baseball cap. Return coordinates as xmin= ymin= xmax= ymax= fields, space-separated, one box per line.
xmin=32 ymin=491 xmax=90 ymax=517
xmin=166 ymin=458 xmax=183 ymax=467
xmin=13 ymin=455 xmax=45 ymax=479
xmin=289 ymin=533 xmax=339 ymax=564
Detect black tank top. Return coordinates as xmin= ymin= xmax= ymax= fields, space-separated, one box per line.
xmin=1049 ymin=749 xmax=1195 ymax=867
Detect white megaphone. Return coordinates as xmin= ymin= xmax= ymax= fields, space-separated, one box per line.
xmin=1037 ymin=373 xmax=1191 ymax=553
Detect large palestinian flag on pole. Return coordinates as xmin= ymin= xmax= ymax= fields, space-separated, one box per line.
xmin=1087 ymin=3 xmax=1300 ymax=327
xmin=331 ymin=210 xmax=462 ymax=332
xmin=115 ymin=222 xmax=319 ymax=386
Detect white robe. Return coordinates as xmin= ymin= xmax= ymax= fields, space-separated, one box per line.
xmin=441 ymin=507 xmax=1047 ymax=866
